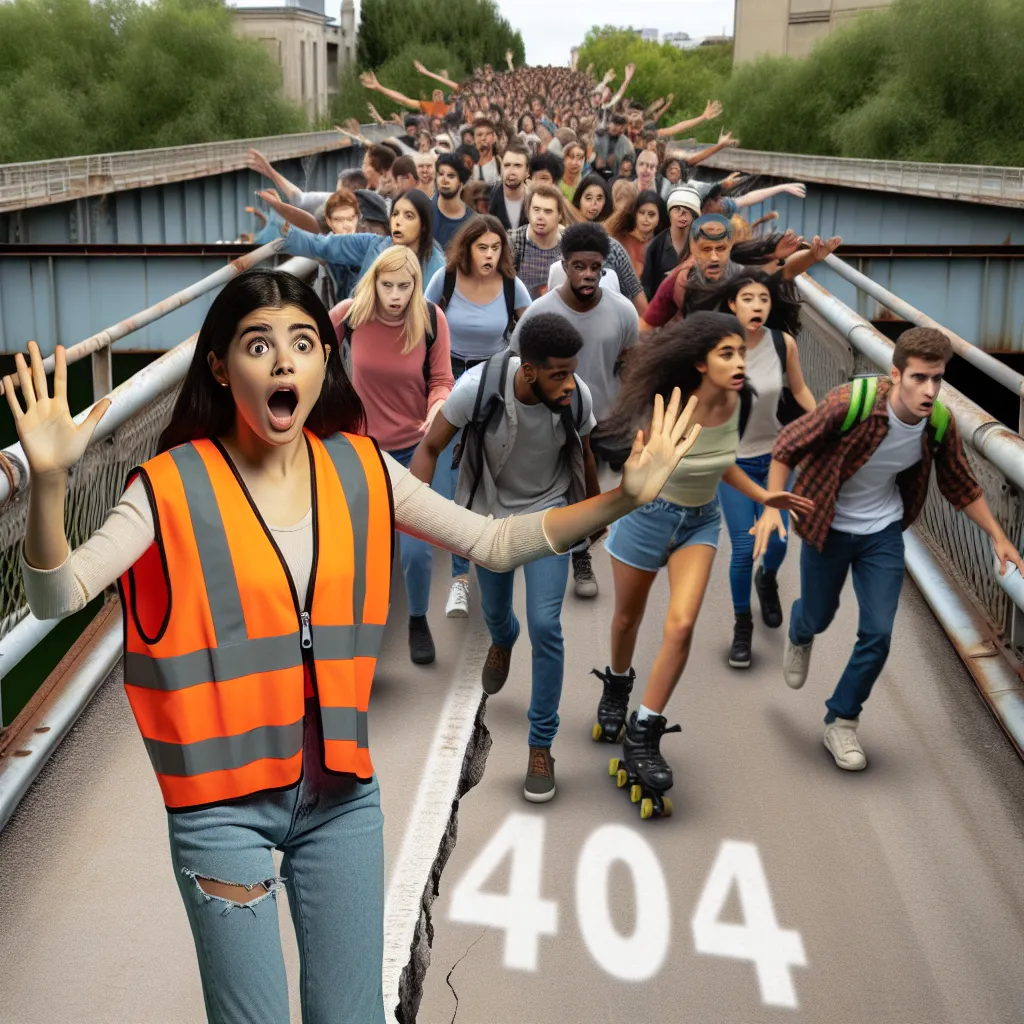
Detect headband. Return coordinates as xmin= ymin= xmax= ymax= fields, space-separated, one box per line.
xmin=690 ymin=213 xmax=734 ymax=242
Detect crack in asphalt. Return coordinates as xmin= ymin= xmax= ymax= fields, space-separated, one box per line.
xmin=446 ymin=930 xmax=488 ymax=1023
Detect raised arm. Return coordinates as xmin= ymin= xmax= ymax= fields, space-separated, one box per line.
xmin=604 ymin=63 xmax=635 ymax=110
xmin=413 ymin=59 xmax=459 ymax=91
xmin=683 ymin=130 xmax=738 ymax=166
xmin=257 ymin=190 xmax=321 ymax=234
xmin=247 ymin=149 xmax=303 ymax=203
xmin=781 ymin=235 xmax=842 ymax=280
xmin=735 ymin=183 xmax=807 ymax=209
xmin=656 ymin=99 xmax=722 ymax=139
xmin=360 ymin=70 xmax=421 ymax=110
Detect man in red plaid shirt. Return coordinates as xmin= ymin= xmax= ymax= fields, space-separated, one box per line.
xmin=764 ymin=327 xmax=1024 ymax=770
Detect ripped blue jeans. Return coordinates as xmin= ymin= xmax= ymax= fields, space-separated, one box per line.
xmin=167 ymin=698 xmax=385 ymax=1024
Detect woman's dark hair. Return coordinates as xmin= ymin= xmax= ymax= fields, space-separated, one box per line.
xmin=518 ymin=312 xmax=584 ymax=365
xmin=392 ymin=187 xmax=436 ymax=266
xmin=157 ymin=270 xmax=364 ymax=453
xmin=446 ymin=215 xmax=515 ymax=278
xmin=705 ymin=268 xmax=803 ymax=336
xmin=529 ymin=151 xmax=564 ymax=183
xmin=604 ymin=189 xmax=668 ymax=240
xmin=598 ymin=311 xmax=746 ymax=445
xmin=572 ymin=173 xmax=612 ymax=221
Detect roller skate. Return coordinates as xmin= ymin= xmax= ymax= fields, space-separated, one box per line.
xmin=590 ymin=666 xmax=635 ymax=742
xmin=608 ymin=710 xmax=681 ymax=820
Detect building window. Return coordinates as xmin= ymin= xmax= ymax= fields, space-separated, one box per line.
xmin=313 ymin=41 xmax=318 ymax=109
xmin=300 ymin=40 xmax=307 ymax=103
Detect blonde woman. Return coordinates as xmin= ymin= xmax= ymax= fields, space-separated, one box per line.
xmin=330 ymin=246 xmax=454 ymax=665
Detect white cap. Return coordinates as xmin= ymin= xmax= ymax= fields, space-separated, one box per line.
xmin=666 ymin=184 xmax=702 ymax=216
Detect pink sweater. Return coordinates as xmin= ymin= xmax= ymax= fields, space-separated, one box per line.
xmin=331 ymin=299 xmax=454 ymax=452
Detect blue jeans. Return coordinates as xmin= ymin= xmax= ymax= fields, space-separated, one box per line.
xmin=717 ymin=453 xmax=789 ymax=614
xmin=389 ymin=443 xmax=437 ymax=617
xmin=789 ymin=522 xmax=905 ymax=723
xmin=476 ymin=551 xmax=571 ymax=747
xmin=437 ymin=429 xmax=470 ymax=578
xmin=167 ymin=699 xmax=385 ymax=1024
xmin=605 ymin=497 xmax=721 ymax=572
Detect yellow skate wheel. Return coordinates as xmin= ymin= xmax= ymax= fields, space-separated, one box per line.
xmin=661 ymin=796 xmax=673 ymax=818
xmin=640 ymin=798 xmax=654 ymax=820
xmin=608 ymin=758 xmax=620 ymax=777
xmin=630 ymin=784 xmax=643 ymax=804
xmin=616 ymin=769 xmax=628 ymax=788
xmin=592 ymin=723 xmax=604 ymax=741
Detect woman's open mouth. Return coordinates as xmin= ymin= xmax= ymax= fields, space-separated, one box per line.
xmin=267 ymin=386 xmax=299 ymax=432
xmin=748 ymin=316 xmax=763 ymax=329
xmin=730 ymin=373 xmax=746 ymax=390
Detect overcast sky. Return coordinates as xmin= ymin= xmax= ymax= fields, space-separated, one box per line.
xmin=234 ymin=0 xmax=736 ymax=68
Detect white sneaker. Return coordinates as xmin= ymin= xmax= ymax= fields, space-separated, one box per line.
xmin=445 ymin=578 xmax=470 ymax=619
xmin=824 ymin=717 xmax=867 ymax=771
xmin=783 ymin=637 xmax=813 ymax=689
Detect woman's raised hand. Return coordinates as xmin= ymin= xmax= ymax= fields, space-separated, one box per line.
xmin=620 ymin=389 xmax=702 ymax=508
xmin=3 ymin=342 xmax=110 ymax=479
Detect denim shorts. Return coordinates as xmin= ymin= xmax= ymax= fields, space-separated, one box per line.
xmin=605 ymin=496 xmax=722 ymax=572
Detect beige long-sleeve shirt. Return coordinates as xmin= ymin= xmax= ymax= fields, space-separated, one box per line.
xmin=21 ymin=451 xmax=560 ymax=620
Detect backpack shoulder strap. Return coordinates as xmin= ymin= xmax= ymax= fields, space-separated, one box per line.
xmin=571 ymin=377 xmax=585 ymax=432
xmin=471 ymin=350 xmax=511 ymax=425
xmin=929 ymin=399 xmax=951 ymax=448
xmin=426 ymin=302 xmax=437 ymax=343
xmin=769 ymin=328 xmax=787 ymax=373
xmin=503 ymin=275 xmax=517 ymax=331
xmin=739 ymin=384 xmax=753 ymax=438
xmin=440 ymin=271 xmax=457 ymax=313
xmin=840 ymin=375 xmax=879 ymax=434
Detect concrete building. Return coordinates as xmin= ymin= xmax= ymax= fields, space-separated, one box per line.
xmin=664 ymin=31 xmax=699 ymax=50
xmin=231 ymin=0 xmax=357 ymax=120
xmin=640 ymin=28 xmax=659 ymax=43
xmin=733 ymin=0 xmax=893 ymax=64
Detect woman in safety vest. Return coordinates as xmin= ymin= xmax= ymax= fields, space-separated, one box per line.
xmin=9 ymin=268 xmax=703 ymax=1024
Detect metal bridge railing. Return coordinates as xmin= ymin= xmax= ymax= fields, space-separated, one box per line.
xmin=0 ymin=130 xmax=354 ymax=214
xmin=696 ymin=147 xmax=1024 ymax=208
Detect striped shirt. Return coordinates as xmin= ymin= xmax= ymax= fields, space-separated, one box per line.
xmin=772 ymin=378 xmax=982 ymax=552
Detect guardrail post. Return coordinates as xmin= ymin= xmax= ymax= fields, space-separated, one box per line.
xmin=91 ymin=347 xmax=113 ymax=403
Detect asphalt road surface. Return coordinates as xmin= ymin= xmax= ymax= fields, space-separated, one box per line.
xmin=1 ymin=521 xmax=1023 ymax=1023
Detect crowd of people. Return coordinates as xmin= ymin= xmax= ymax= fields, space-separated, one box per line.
xmin=9 ymin=57 xmax=1024 ymax=1024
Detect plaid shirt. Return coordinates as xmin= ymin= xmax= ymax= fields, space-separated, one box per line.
xmin=772 ymin=377 xmax=982 ymax=552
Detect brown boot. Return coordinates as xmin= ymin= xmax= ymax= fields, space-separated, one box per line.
xmin=524 ymin=746 xmax=556 ymax=803
xmin=481 ymin=643 xmax=513 ymax=695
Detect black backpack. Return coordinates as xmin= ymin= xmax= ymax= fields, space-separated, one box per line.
xmin=440 ymin=270 xmax=517 ymax=341
xmin=340 ymin=303 xmax=439 ymax=384
xmin=768 ymin=329 xmax=806 ymax=426
xmin=459 ymin=349 xmax=586 ymax=511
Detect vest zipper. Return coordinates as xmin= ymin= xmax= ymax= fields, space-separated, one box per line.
xmin=300 ymin=611 xmax=313 ymax=650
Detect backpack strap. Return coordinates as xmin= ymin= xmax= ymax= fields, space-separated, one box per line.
xmin=769 ymin=328 xmax=787 ymax=376
xmin=572 ymin=377 xmax=585 ymax=432
xmin=739 ymin=384 xmax=753 ymax=438
xmin=928 ymin=399 xmax=950 ymax=448
xmin=840 ymin=375 xmax=879 ymax=433
xmin=465 ymin=350 xmax=513 ymax=510
xmin=503 ymin=275 xmax=517 ymax=333
xmin=422 ymin=303 xmax=438 ymax=384
xmin=440 ymin=271 xmax=457 ymax=313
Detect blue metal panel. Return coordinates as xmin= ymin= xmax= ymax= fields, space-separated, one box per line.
xmin=0 ymin=253 xmax=250 ymax=355
xmin=807 ymin=257 xmax=1024 ymax=352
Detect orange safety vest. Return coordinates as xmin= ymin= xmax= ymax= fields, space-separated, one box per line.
xmin=117 ymin=430 xmax=393 ymax=811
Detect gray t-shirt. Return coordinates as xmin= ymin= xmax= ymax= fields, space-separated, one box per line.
xmin=443 ymin=355 xmax=596 ymax=517
xmin=510 ymin=289 xmax=639 ymax=424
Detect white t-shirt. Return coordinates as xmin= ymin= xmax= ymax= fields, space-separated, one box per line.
xmin=474 ymin=158 xmax=501 ymax=184
xmin=546 ymin=261 xmax=622 ymax=296
xmin=831 ymin=403 xmax=926 ymax=535
xmin=505 ymin=196 xmax=524 ymax=229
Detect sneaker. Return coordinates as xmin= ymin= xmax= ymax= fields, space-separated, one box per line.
xmin=572 ymin=550 xmax=599 ymax=599
xmin=481 ymin=642 xmax=513 ymax=695
xmin=524 ymin=746 xmax=556 ymax=802
xmin=754 ymin=566 xmax=783 ymax=629
xmin=824 ymin=718 xmax=867 ymax=771
xmin=728 ymin=613 xmax=754 ymax=669
xmin=408 ymin=616 xmax=435 ymax=665
xmin=445 ymin=578 xmax=470 ymax=619
xmin=783 ymin=636 xmax=813 ymax=689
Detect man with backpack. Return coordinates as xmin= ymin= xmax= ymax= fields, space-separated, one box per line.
xmin=767 ymin=327 xmax=1024 ymax=770
xmin=410 ymin=313 xmax=599 ymax=804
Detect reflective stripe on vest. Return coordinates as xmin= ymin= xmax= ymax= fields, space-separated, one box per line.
xmin=119 ymin=431 xmax=392 ymax=810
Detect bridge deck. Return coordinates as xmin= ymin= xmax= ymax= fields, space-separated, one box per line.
xmin=2 ymin=523 xmax=1024 ymax=1022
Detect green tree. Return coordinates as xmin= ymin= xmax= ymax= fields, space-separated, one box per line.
xmin=0 ymin=0 xmax=306 ymax=163
xmin=356 ymin=0 xmax=524 ymax=74
xmin=576 ymin=27 xmax=730 ymax=141
xmin=330 ymin=42 xmax=466 ymax=125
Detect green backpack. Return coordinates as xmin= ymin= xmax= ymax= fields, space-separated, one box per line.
xmin=841 ymin=374 xmax=950 ymax=449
